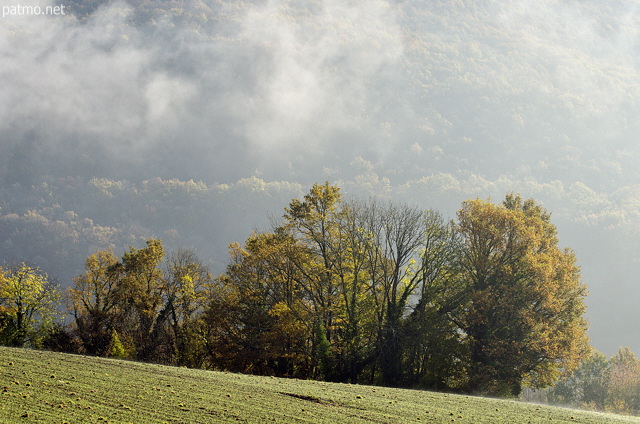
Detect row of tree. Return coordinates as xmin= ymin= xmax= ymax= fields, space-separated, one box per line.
xmin=1 ymin=183 xmax=590 ymax=398
xmin=206 ymin=183 xmax=589 ymax=396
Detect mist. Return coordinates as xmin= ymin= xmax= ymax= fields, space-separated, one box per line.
xmin=2 ymin=0 xmax=640 ymax=356
xmin=0 ymin=0 xmax=408 ymax=182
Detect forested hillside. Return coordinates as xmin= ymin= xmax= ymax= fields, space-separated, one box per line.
xmin=0 ymin=177 xmax=302 ymax=281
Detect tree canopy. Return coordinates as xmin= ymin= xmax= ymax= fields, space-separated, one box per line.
xmin=456 ymin=195 xmax=589 ymax=395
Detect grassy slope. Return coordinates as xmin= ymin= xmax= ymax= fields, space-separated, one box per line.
xmin=1 ymin=347 xmax=639 ymax=424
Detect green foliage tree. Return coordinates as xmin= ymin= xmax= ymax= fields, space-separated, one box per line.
xmin=0 ymin=263 xmax=61 ymax=347
xmin=313 ymin=320 xmax=333 ymax=379
xmin=548 ymin=350 xmax=609 ymax=410
xmin=106 ymin=328 xmax=128 ymax=359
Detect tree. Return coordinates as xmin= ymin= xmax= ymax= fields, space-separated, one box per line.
xmin=283 ymin=182 xmax=344 ymax=380
xmin=69 ymin=249 xmax=122 ymax=355
xmin=210 ymin=186 xmax=590 ymax=395
xmin=606 ymin=347 xmax=640 ymax=413
xmin=330 ymin=200 xmax=378 ymax=383
xmin=0 ymin=263 xmax=61 ymax=347
xmin=284 ymin=185 xmax=340 ymax=338
xmin=210 ymin=183 xmax=382 ymax=382
xmin=548 ymin=347 xmax=640 ymax=414
xmin=115 ymin=238 xmax=166 ymax=360
xmin=455 ymin=195 xmax=589 ymax=396
xmin=205 ymin=232 xmax=312 ymax=377
xmin=358 ymin=200 xmax=427 ymax=386
xmin=162 ymin=248 xmax=212 ymax=367
xmin=402 ymin=210 xmax=465 ymax=389
xmin=548 ymin=350 xmax=609 ymax=410
xmin=71 ymin=241 xmax=213 ymax=364
xmin=106 ymin=328 xmax=128 ymax=359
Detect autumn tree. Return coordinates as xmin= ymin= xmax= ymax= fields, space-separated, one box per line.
xmin=0 ymin=263 xmax=61 ymax=347
xmin=330 ymin=200 xmax=378 ymax=383
xmin=455 ymin=195 xmax=589 ymax=396
xmin=549 ymin=347 xmax=640 ymax=414
xmin=69 ymin=249 xmax=122 ymax=355
xmin=211 ymin=185 xmax=590 ymax=395
xmin=204 ymin=231 xmax=311 ymax=377
xmin=283 ymin=182 xmax=344 ymax=380
xmin=71 ymin=241 xmax=213 ymax=363
xmin=606 ymin=347 xmax=640 ymax=413
xmin=162 ymin=248 xmax=212 ymax=367
xmin=217 ymin=184 xmax=461 ymax=386
xmin=283 ymin=184 xmax=392 ymax=382
xmin=113 ymin=238 xmax=166 ymax=360
xmin=212 ymin=183 xmax=381 ymax=382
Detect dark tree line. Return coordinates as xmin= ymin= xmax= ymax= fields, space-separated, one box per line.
xmin=1 ymin=183 xmax=590 ymax=397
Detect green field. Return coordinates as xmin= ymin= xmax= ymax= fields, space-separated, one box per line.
xmin=1 ymin=347 xmax=638 ymax=424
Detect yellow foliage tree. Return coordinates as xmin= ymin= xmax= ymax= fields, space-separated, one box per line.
xmin=69 ymin=249 xmax=121 ymax=355
xmin=0 ymin=263 xmax=61 ymax=347
xmin=455 ymin=194 xmax=589 ymax=396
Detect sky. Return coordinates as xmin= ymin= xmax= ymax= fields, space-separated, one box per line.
xmin=2 ymin=0 xmax=640 ymax=356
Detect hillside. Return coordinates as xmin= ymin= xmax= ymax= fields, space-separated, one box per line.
xmin=1 ymin=347 xmax=639 ymax=424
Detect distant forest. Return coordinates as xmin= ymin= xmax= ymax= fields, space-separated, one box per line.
xmin=0 ymin=177 xmax=302 ymax=283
